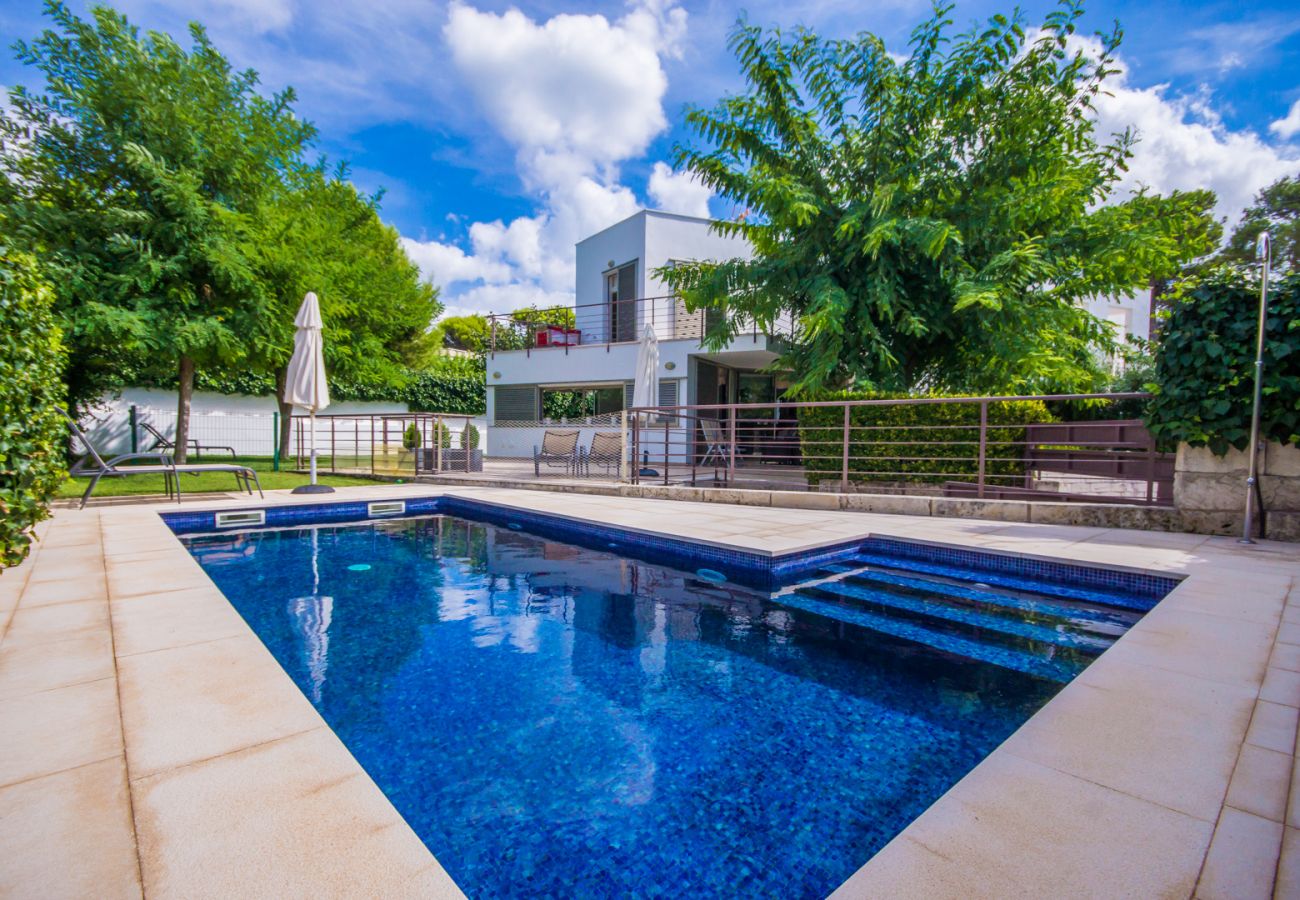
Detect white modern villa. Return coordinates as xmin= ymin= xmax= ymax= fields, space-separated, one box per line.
xmin=483 ymin=209 xmax=1151 ymax=459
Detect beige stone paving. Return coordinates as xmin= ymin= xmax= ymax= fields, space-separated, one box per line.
xmin=1 ymin=483 xmax=1298 ymax=898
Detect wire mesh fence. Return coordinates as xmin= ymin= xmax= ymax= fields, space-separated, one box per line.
xmin=80 ymin=404 xmax=281 ymax=461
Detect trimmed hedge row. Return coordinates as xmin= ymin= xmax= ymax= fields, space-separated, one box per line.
xmin=1147 ymin=271 xmax=1300 ymax=455
xmin=797 ymin=392 xmax=1052 ymax=487
xmin=1 ymin=252 xmax=67 ymax=569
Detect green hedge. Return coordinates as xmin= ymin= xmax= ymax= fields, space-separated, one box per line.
xmin=797 ymin=392 xmax=1052 ymax=488
xmin=1 ymin=252 xmax=67 ymax=569
xmin=1147 ymin=271 xmax=1300 ymax=454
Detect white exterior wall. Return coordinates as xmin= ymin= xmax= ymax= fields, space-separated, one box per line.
xmin=80 ymin=388 xmax=410 ymax=457
xmin=1082 ymin=291 xmax=1151 ymax=344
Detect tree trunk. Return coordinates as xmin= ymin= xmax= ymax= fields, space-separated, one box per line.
xmin=275 ymin=367 xmax=293 ymax=460
xmin=174 ymin=355 xmax=195 ymax=465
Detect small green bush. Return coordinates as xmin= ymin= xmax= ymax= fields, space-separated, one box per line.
xmin=402 ymin=422 xmax=421 ymax=450
xmin=461 ymin=422 xmax=480 ymax=450
xmin=1147 ymin=270 xmax=1300 ymax=454
xmin=797 ymin=392 xmax=1052 ymax=488
xmin=1 ymin=252 xmax=67 ymax=569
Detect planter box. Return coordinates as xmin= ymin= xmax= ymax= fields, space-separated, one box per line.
xmin=416 ymin=448 xmax=482 ymax=473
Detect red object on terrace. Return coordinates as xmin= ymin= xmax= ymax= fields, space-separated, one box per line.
xmin=536 ymin=326 xmax=580 ymax=347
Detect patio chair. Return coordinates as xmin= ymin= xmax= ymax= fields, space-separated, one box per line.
xmin=62 ymin=409 xmax=263 ymax=509
xmin=581 ymin=432 xmax=624 ymax=476
xmin=141 ymin=421 xmax=237 ymax=460
xmin=533 ymin=429 xmax=580 ymax=477
xmin=698 ymin=417 xmax=732 ymax=468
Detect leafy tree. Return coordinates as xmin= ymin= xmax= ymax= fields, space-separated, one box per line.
xmin=438 ymin=306 xmax=574 ymax=354
xmin=1218 ymin=175 xmax=1300 ymax=272
xmin=0 ymin=2 xmax=313 ymax=462
xmin=247 ymin=168 xmax=442 ymax=455
xmin=662 ymin=2 xmax=1220 ymax=395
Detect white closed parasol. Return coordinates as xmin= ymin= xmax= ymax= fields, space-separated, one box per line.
xmin=284 ymin=292 xmax=334 ymax=494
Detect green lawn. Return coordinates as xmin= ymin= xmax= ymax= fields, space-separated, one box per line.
xmin=57 ymin=456 xmax=383 ymax=499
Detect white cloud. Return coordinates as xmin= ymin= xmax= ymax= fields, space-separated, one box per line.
xmin=647 ymin=162 xmax=712 ymax=217
xmin=404 ymin=0 xmax=689 ymax=317
xmin=1062 ymin=34 xmax=1300 ymax=225
xmin=1271 ymin=100 xmax=1300 ymax=141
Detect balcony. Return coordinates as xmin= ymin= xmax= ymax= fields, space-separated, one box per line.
xmin=485 ymin=295 xmax=791 ymax=355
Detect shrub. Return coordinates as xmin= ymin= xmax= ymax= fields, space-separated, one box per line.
xmin=402 ymin=423 xmax=421 ymax=450
xmin=797 ymin=392 xmax=1052 ymax=488
xmin=1147 ymin=270 xmax=1300 ymax=454
xmin=461 ymin=422 xmax=480 ymax=450
xmin=1 ymin=252 xmax=67 ymax=569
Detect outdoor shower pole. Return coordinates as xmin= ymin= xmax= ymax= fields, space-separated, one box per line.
xmin=1240 ymin=231 xmax=1272 ymax=545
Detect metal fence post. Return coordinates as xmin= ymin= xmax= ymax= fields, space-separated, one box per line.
xmin=977 ymin=400 xmax=988 ymax=498
xmin=370 ymin=417 xmax=375 ymax=476
xmin=129 ymin=405 xmax=139 ymax=454
xmin=619 ymin=410 xmax=627 ymax=481
xmin=436 ymin=415 xmax=443 ymax=473
xmin=841 ymin=405 xmax=851 ymax=492
xmin=272 ymin=411 xmax=280 ymax=471
xmin=664 ymin=418 xmax=671 ymax=486
xmin=727 ymin=412 xmax=737 ymax=486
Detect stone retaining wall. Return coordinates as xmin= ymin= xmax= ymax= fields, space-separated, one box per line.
xmin=1174 ymin=442 xmax=1300 ymax=541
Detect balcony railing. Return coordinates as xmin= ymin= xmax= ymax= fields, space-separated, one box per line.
xmin=485 ymin=295 xmax=791 ymax=355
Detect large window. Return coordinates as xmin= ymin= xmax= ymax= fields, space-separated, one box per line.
xmin=540 ymin=384 xmax=628 ymax=421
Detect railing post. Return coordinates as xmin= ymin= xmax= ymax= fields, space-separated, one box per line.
xmin=664 ymin=417 xmax=671 ymax=486
xmin=728 ymin=412 xmax=737 ymax=486
xmin=631 ymin=413 xmax=639 ymax=485
xmin=129 ymin=405 xmax=138 ymax=454
xmin=436 ymin=415 xmax=443 ymax=473
xmin=330 ymin=417 xmax=336 ymax=473
xmin=272 ymin=411 xmax=279 ymax=471
xmin=370 ymin=416 xmax=375 ymax=476
xmin=490 ymin=315 xmax=497 ymax=358
xmin=619 ymin=410 xmax=627 ymax=482
xmin=977 ymin=400 xmax=988 ymax=498
xmin=840 ymin=405 xmax=850 ymax=492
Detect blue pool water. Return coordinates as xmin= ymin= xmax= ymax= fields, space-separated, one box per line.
xmin=182 ymin=515 xmax=1153 ymax=898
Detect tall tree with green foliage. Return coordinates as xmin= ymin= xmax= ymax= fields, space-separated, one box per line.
xmin=662 ymin=1 xmax=1221 ymax=395
xmin=1217 ymin=175 xmax=1300 ymax=272
xmin=247 ymin=168 xmax=442 ymax=455
xmin=0 ymin=2 xmax=313 ymax=461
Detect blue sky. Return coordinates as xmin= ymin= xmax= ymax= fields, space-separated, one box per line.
xmin=1 ymin=0 xmax=1298 ymax=317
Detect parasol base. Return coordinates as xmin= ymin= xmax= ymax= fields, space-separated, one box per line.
xmin=291 ymin=484 xmax=336 ymax=494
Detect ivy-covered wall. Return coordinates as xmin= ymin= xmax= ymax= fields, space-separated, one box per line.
xmin=1 ymin=252 xmax=67 ymax=569
xmin=1147 ymin=271 xmax=1300 ymax=455
xmin=797 ymin=393 xmax=1051 ymax=488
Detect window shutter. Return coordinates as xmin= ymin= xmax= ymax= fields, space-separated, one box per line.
xmin=623 ymin=382 xmax=635 ymax=410
xmin=656 ymin=379 xmax=679 ymax=424
xmin=493 ymin=386 xmax=538 ymax=423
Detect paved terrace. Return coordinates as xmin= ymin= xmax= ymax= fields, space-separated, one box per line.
xmin=1 ymin=484 xmax=1298 ymax=898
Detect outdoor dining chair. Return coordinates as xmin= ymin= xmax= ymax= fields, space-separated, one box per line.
xmin=533 ymin=429 xmax=580 ymax=476
xmin=141 ymin=420 xmax=237 ymax=460
xmin=581 ymin=431 xmax=624 ymax=476
xmin=62 ymin=409 xmax=263 ymax=509
xmin=698 ymin=417 xmax=732 ymax=468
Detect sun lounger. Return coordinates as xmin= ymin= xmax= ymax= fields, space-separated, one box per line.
xmin=141 ymin=421 xmax=237 ymax=460
xmin=62 ymin=409 xmax=263 ymax=509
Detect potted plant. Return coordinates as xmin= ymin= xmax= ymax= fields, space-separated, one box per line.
xmin=443 ymin=422 xmax=484 ymax=472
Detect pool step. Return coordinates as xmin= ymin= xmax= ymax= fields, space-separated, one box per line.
xmin=772 ymin=590 xmax=1088 ymax=683
xmin=818 ymin=562 xmax=1139 ymax=634
xmin=801 ymin=579 xmax=1115 ymax=655
xmin=844 ymin=550 xmax=1156 ymax=612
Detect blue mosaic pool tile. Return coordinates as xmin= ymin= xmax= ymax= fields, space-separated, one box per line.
xmin=161 ymin=495 xmax=1179 ymax=604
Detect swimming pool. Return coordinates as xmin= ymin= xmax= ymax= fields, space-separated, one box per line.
xmin=179 ymin=507 xmax=1171 ymax=898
